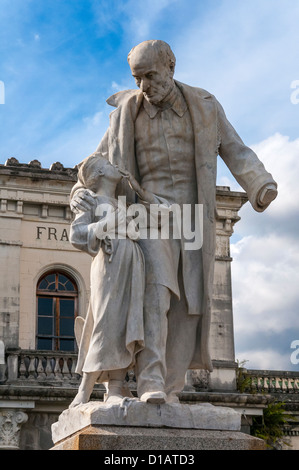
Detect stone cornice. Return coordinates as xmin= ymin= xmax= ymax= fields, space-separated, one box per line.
xmin=0 ymin=158 xmax=78 ymax=182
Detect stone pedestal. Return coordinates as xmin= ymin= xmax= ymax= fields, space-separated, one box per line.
xmin=51 ymin=425 xmax=265 ymax=451
xmin=51 ymin=400 xmax=265 ymax=451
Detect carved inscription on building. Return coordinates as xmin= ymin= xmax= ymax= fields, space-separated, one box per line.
xmin=36 ymin=226 xmax=69 ymax=242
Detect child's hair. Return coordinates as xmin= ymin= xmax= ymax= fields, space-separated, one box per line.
xmin=78 ymin=153 xmax=108 ymax=192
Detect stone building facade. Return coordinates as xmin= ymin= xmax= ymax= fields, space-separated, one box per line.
xmin=0 ymin=158 xmax=298 ymax=450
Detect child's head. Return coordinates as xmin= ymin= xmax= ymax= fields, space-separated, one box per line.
xmin=78 ymin=154 xmax=114 ymax=192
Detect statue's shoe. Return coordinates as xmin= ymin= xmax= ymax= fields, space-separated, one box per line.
xmin=140 ymin=391 xmax=167 ymax=404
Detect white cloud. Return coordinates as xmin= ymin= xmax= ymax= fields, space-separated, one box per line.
xmin=251 ymin=134 xmax=299 ymax=217
xmin=230 ymin=133 xmax=299 ymax=246
xmin=91 ymin=0 xmax=177 ymax=41
xmin=123 ymin=0 xmax=178 ymax=40
xmin=83 ymin=110 xmax=103 ymax=127
xmin=173 ymin=0 xmax=299 ymax=143
xmin=230 ymin=132 xmax=299 ymax=371
xmin=111 ymin=80 xmax=133 ymax=93
xmin=231 ymin=234 xmax=299 ymax=333
xmin=237 ymin=349 xmax=293 ymax=371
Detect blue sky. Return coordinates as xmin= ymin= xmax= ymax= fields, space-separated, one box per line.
xmin=0 ymin=0 xmax=299 ymax=371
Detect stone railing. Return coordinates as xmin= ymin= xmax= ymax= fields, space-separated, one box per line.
xmin=244 ymin=369 xmax=299 ymax=394
xmin=5 ymin=349 xmax=80 ymax=384
xmin=3 ymin=351 xmax=299 ymax=397
xmin=4 ymin=349 xmax=136 ymax=390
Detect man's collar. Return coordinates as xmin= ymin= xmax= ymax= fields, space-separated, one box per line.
xmin=142 ymin=85 xmax=188 ymax=119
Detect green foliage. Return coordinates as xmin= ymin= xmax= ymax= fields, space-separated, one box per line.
xmin=251 ymin=401 xmax=293 ymax=449
xmin=236 ymin=359 xmax=252 ymax=393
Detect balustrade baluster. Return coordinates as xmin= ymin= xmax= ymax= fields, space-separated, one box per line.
xmin=44 ymin=357 xmax=53 ymax=379
xmin=54 ymin=357 xmax=63 ymax=379
xmin=70 ymin=357 xmax=77 ymax=377
xmin=263 ymin=376 xmax=269 ymax=391
xmin=36 ymin=356 xmax=46 ymax=379
xmin=275 ymin=377 xmax=281 ymax=391
xmin=269 ymin=377 xmax=275 ymax=391
xmin=18 ymin=356 xmax=28 ymax=379
xmin=28 ymin=357 xmax=37 ymax=379
xmin=62 ymin=357 xmax=71 ymax=380
xmin=287 ymin=378 xmax=294 ymax=392
xmin=53 ymin=357 xmax=60 ymax=379
xmin=281 ymin=377 xmax=287 ymax=392
xmin=255 ymin=376 xmax=261 ymax=391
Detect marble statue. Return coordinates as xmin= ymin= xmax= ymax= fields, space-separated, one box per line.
xmin=69 ymin=154 xmax=172 ymax=406
xmin=69 ymin=39 xmax=278 ymax=406
xmin=69 ymin=155 xmax=145 ymax=406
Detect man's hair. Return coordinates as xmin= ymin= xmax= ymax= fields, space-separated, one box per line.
xmin=78 ymin=154 xmax=107 ymax=192
xmin=127 ymin=40 xmax=176 ymax=72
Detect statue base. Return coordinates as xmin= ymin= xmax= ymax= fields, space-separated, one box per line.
xmin=51 ymin=424 xmax=265 ymax=451
xmin=51 ymin=400 xmax=265 ymax=451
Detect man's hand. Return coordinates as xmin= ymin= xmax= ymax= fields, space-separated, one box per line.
xmin=70 ymin=189 xmax=97 ymax=214
xmin=258 ymin=184 xmax=278 ymax=207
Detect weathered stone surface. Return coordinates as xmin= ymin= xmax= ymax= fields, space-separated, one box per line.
xmin=0 ymin=409 xmax=28 ymax=450
xmin=51 ymin=400 xmax=241 ymax=444
xmin=51 ymin=425 xmax=266 ymax=451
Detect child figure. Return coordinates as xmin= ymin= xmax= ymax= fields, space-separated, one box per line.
xmin=69 ymin=154 xmax=156 ymax=407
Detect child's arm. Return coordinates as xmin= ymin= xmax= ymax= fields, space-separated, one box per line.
xmin=118 ymin=168 xmax=157 ymax=203
xmin=70 ymin=202 xmax=116 ymax=256
xmin=70 ymin=208 xmax=100 ymax=256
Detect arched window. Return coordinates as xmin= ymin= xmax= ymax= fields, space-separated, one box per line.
xmin=36 ymin=271 xmax=78 ymax=351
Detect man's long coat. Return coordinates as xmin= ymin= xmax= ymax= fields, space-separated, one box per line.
xmin=73 ymin=80 xmax=277 ymax=372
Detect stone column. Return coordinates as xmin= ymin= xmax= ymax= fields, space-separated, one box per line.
xmin=210 ymin=187 xmax=248 ymax=390
xmin=185 ymin=187 xmax=248 ymax=392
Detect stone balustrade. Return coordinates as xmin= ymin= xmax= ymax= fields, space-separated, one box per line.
xmin=3 ymin=350 xmax=299 ymax=397
xmin=243 ymin=369 xmax=299 ymax=394
xmin=5 ymin=349 xmax=80 ymax=383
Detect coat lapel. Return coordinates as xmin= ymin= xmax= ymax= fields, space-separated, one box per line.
xmin=107 ymin=89 xmax=143 ymax=203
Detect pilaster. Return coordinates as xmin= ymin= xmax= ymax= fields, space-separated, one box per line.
xmin=0 ymin=408 xmax=28 ymax=450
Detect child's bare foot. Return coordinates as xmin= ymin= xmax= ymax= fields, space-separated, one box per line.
xmin=68 ymin=371 xmax=99 ymax=408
